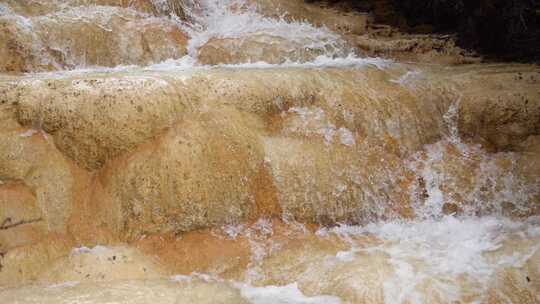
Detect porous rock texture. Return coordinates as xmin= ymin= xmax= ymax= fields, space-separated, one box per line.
xmin=0 ymin=0 xmax=188 ymax=72
xmin=252 ymin=0 xmax=477 ymax=64
xmin=0 ymin=1 xmax=539 ymax=302
xmin=0 ymin=64 xmax=538 ymax=242
xmin=198 ymin=34 xmax=342 ymax=65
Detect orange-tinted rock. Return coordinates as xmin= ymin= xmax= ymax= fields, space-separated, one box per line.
xmin=0 ymin=233 xmax=74 ymax=286
xmin=0 ymin=182 xmax=46 ymax=251
xmin=96 ymin=108 xmax=273 ymax=238
xmin=0 ymin=5 xmax=188 ymax=72
xmin=0 ymin=0 xmax=181 ymax=17
xmin=254 ymin=0 xmax=369 ymax=35
xmin=198 ymin=34 xmax=337 ymax=65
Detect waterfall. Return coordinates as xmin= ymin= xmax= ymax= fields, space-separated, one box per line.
xmin=0 ymin=1 xmax=538 ymax=303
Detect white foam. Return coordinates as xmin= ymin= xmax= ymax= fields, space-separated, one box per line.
xmin=5 ymin=0 xmax=391 ymax=74
xmin=19 ymin=129 xmax=38 ymax=137
xmin=221 ymin=223 xmax=246 ymax=239
xmin=338 ymin=127 xmax=355 ymax=146
xmin=286 ymin=107 xmax=357 ymax=147
xmin=47 ymin=281 xmax=80 ymax=289
xmin=180 ymin=0 xmax=348 ymax=60
xmin=171 ymin=274 xmax=193 ymax=282
xmin=216 ymin=54 xmax=391 ymax=69
xmin=71 ymin=245 xmax=112 ymax=255
xmin=238 ymin=282 xmax=342 ymax=304
xmin=324 ymin=216 xmax=540 ymax=303
xmin=404 ymin=99 xmax=539 ymax=219
xmin=390 ymin=70 xmax=423 ymax=88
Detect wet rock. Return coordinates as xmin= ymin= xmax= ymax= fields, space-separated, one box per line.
xmin=0 ymin=127 xmax=81 ymax=233
xmin=0 ymin=5 xmax=188 ymax=72
xmin=96 ymin=108 xmax=274 ymax=237
xmin=254 ymin=0 xmax=369 ymax=35
xmin=5 ymin=66 xmax=449 ymax=170
xmin=0 ymin=0 xmax=182 ymax=17
xmin=0 ymin=182 xmax=46 ymax=251
xmin=198 ymin=34 xmax=339 ymax=65
xmin=263 ymin=136 xmax=411 ymax=223
xmin=485 ymin=239 xmax=540 ymax=303
xmin=350 ymin=33 xmax=477 ymax=65
xmin=135 ymin=228 xmax=253 ymax=278
xmin=407 ymin=139 xmax=539 ymax=217
xmin=454 ymin=66 xmax=540 ymax=150
xmin=14 ymin=76 xmax=187 ymax=170
xmin=0 ymin=64 xmax=537 ymax=240
xmin=0 ymin=278 xmax=249 ymax=304
xmin=0 ymin=14 xmax=55 ymax=73
xmin=38 ymin=245 xmax=164 ymax=283
xmin=0 ymin=234 xmax=74 ymax=286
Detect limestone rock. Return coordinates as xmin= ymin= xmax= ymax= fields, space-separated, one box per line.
xmin=485 ymin=237 xmax=540 ymax=303
xmin=0 ymin=234 xmax=73 ymax=286
xmin=5 ymin=66 xmax=449 ymax=170
xmin=454 ymin=66 xmax=540 ymax=150
xmin=38 ymin=245 xmax=164 ymax=283
xmin=350 ymin=33 xmax=477 ymax=65
xmin=0 ymin=64 xmax=538 ymax=237
xmin=0 ymin=5 xmax=188 ymax=72
xmin=0 ymin=128 xmax=77 ymax=233
xmin=14 ymin=76 xmax=187 ymax=170
xmin=254 ymin=0 xmax=369 ymax=35
xmin=0 ymin=278 xmax=248 ymax=304
xmin=263 ymin=136 xmax=411 ymax=223
xmin=96 ymin=108 xmax=275 ymax=237
xmin=0 ymin=182 xmax=46 ymax=252
xmin=198 ymin=34 xmax=337 ymax=65
xmin=0 ymin=0 xmax=183 ymax=17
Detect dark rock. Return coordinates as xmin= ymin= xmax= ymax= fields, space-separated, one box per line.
xmin=307 ymin=0 xmax=540 ymax=62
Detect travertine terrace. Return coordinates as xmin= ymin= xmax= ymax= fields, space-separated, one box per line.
xmin=0 ymin=1 xmax=539 ymax=303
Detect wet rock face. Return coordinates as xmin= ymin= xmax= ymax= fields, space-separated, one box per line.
xmin=457 ymin=69 xmax=540 ymax=149
xmin=0 ymin=1 xmax=188 ymax=72
xmin=0 ymin=0 xmax=186 ymax=18
xmin=98 ymin=108 xmax=275 ymax=237
xmin=320 ymin=0 xmax=540 ymax=61
xmin=398 ymin=0 xmax=540 ymax=61
xmin=14 ymin=76 xmax=187 ymax=170
xmin=255 ymin=0 xmax=369 ymax=35
xmin=1 ymin=64 xmax=539 ymax=241
xmin=198 ymin=34 xmax=340 ymax=65
xmin=0 ymin=1 xmax=538 ymax=301
xmin=0 ymin=128 xmax=79 ymax=234
xmin=2 ymin=219 xmax=538 ymax=304
xmin=0 ymin=183 xmax=46 ymax=252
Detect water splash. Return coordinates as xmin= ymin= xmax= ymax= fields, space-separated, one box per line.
xmin=2 ymin=0 xmax=382 ymax=72
xmin=238 ymin=282 xmax=342 ymax=304
xmin=322 ymin=215 xmax=540 ymax=304
xmin=178 ymin=0 xmax=349 ymax=60
xmin=407 ymin=100 xmax=539 ymax=219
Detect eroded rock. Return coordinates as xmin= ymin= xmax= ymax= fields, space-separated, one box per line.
xmin=198 ymin=34 xmax=338 ymax=65
xmin=0 ymin=182 xmax=46 ymax=251
xmin=0 ymin=5 xmax=188 ymax=72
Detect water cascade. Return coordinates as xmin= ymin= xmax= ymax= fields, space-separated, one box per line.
xmin=0 ymin=0 xmax=539 ymax=303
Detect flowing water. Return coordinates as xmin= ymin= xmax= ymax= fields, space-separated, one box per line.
xmin=0 ymin=1 xmax=538 ymax=303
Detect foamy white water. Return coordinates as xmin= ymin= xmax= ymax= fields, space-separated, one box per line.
xmin=319 ymin=216 xmax=540 ymax=304
xmin=4 ymin=0 xmax=382 ymax=75
xmin=238 ymin=283 xmax=342 ymax=304
xmin=1 ymin=2 xmax=538 ymax=304
xmin=178 ymin=0 xmax=349 ymax=58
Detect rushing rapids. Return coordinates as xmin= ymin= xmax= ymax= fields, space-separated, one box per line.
xmin=0 ymin=0 xmax=539 ymax=303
